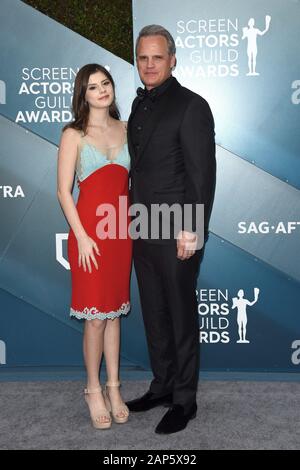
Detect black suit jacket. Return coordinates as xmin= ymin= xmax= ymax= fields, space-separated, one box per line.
xmin=128 ymin=77 xmax=216 ymax=245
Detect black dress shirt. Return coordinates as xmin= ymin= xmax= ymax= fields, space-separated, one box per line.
xmin=130 ymin=76 xmax=174 ymax=155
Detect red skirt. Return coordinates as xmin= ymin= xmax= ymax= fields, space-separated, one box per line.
xmin=68 ymin=164 xmax=132 ymax=320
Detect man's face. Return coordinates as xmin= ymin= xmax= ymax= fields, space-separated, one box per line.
xmin=136 ymin=35 xmax=176 ymax=90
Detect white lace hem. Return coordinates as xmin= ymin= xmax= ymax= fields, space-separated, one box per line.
xmin=70 ymin=302 xmax=130 ymax=320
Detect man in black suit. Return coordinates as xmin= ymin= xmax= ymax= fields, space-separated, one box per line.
xmin=126 ymin=25 xmax=216 ymax=434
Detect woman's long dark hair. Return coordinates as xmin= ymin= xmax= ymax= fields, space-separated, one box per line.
xmin=64 ymin=64 xmax=120 ymax=134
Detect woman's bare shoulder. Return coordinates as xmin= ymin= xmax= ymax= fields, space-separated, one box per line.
xmin=61 ymin=127 xmax=82 ymax=144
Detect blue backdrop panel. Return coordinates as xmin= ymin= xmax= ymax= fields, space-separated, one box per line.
xmin=0 ymin=0 xmax=146 ymax=370
xmin=211 ymin=147 xmax=300 ymax=282
xmin=133 ymin=0 xmax=300 ymax=188
xmin=0 ymin=287 xmax=82 ymax=366
xmin=132 ymin=0 xmax=300 ymax=371
xmin=199 ymin=235 xmax=299 ymax=371
xmin=0 ymin=0 xmax=134 ymax=145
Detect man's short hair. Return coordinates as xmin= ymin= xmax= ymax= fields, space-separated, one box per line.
xmin=135 ymin=24 xmax=176 ymax=56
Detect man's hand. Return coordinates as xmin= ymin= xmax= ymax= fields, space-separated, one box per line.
xmin=176 ymin=230 xmax=197 ymax=260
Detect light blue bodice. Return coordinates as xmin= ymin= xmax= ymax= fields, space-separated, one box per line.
xmin=76 ymin=139 xmax=130 ymax=182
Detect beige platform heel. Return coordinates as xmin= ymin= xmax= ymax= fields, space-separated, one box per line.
xmin=84 ymin=386 xmax=112 ymax=429
xmin=104 ymin=381 xmax=129 ymax=424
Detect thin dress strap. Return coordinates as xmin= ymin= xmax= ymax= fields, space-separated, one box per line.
xmin=75 ymin=130 xmax=85 ymax=181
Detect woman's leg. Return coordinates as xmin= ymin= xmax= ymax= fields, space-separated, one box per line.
xmin=104 ymin=317 xmax=127 ymax=417
xmin=83 ymin=318 xmax=110 ymax=422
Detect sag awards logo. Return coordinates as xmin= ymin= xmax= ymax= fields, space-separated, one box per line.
xmin=56 ymin=233 xmax=70 ymax=270
xmin=0 ymin=185 xmax=25 ymax=198
xmin=0 ymin=340 xmax=6 ymax=365
xmin=238 ymin=221 xmax=300 ymax=235
xmin=15 ymin=65 xmax=111 ymax=124
xmin=291 ymin=80 xmax=300 ymax=105
xmin=15 ymin=67 xmax=78 ymax=124
xmin=291 ymin=340 xmax=300 ymax=365
xmin=197 ymin=287 xmax=260 ymax=344
xmin=242 ymin=15 xmax=271 ymax=76
xmin=175 ymin=14 xmax=271 ymax=78
xmin=0 ymin=79 xmax=6 ymax=104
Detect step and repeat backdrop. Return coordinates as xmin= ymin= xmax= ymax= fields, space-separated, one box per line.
xmin=0 ymin=0 xmax=299 ymax=372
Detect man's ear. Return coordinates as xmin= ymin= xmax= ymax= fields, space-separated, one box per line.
xmin=171 ymin=55 xmax=177 ymax=71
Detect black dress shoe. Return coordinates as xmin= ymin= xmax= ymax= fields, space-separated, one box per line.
xmin=126 ymin=391 xmax=173 ymax=412
xmin=155 ymin=403 xmax=197 ymax=434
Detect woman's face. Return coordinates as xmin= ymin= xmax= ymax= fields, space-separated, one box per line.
xmin=85 ymin=71 xmax=114 ymax=109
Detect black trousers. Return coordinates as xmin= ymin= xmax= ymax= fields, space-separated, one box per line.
xmin=133 ymin=238 xmax=203 ymax=410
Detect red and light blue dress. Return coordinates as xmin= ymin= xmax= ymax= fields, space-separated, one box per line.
xmin=67 ymin=128 xmax=132 ymax=320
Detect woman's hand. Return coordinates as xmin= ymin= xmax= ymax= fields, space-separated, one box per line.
xmin=77 ymin=235 xmax=101 ymax=273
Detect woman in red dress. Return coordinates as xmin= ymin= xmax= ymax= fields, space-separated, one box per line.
xmin=57 ymin=64 xmax=132 ymax=429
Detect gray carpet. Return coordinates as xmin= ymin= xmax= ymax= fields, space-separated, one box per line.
xmin=1 ymin=380 xmax=300 ymax=450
